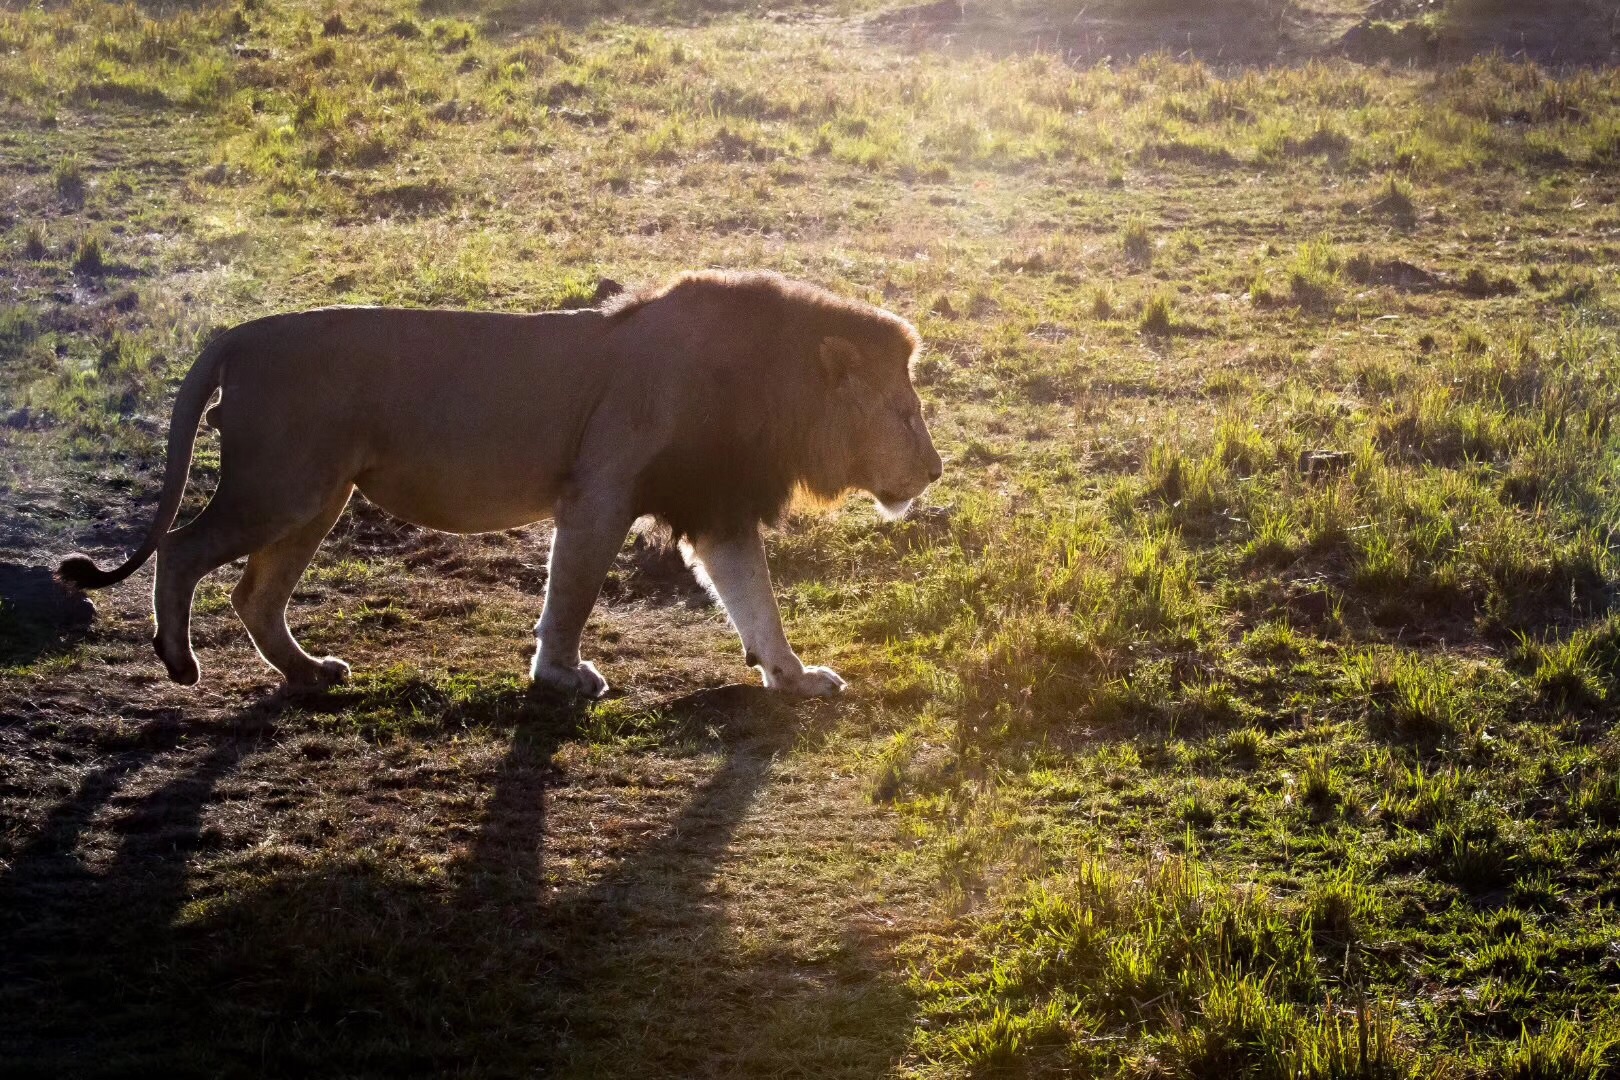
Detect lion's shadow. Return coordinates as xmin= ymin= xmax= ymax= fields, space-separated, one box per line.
xmin=0 ymin=682 xmax=912 ymax=1077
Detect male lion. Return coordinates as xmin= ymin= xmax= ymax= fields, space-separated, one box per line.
xmin=57 ymin=271 xmax=942 ymax=698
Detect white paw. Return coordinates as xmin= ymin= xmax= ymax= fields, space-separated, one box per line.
xmin=765 ymin=664 xmax=846 ymax=697
xmin=531 ymin=658 xmax=610 ymax=699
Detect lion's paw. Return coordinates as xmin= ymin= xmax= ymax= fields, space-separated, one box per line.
xmin=285 ymin=656 xmax=350 ymax=692
xmin=531 ymin=658 xmax=610 ymax=699
xmin=153 ymin=637 xmax=201 ymax=689
xmin=158 ymin=645 xmax=201 ymax=687
xmin=767 ymin=664 xmax=846 ymax=697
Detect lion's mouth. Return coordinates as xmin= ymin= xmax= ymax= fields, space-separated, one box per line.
xmin=875 ymin=492 xmax=917 ymax=520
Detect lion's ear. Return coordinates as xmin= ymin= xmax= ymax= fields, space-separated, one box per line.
xmin=818 ymin=336 xmax=863 ymax=384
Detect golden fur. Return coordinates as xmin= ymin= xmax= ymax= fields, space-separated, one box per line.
xmin=57 ymin=271 xmax=942 ymax=696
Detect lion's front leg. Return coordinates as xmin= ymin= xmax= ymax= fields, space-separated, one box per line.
xmin=686 ymin=526 xmax=845 ymax=697
xmin=530 ymin=499 xmax=633 ymax=699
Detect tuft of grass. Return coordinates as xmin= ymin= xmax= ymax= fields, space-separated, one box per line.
xmin=52 ymin=158 xmax=86 ymax=206
xmin=1139 ymin=291 xmax=1174 ymax=336
xmin=1298 ymin=753 xmax=1344 ymax=815
xmin=1248 ymin=270 xmax=1276 ymax=307
xmin=1219 ymin=727 xmax=1270 ymax=766
xmin=1370 ymin=176 xmax=1415 ymax=225
xmin=1089 ymin=284 xmax=1116 ymax=319
xmin=913 ymin=857 xmax=1410 ymax=1077
xmin=867 ymin=730 xmax=915 ymax=803
xmin=1305 ymin=873 xmax=1377 ymax=942
xmin=70 ymin=233 xmax=105 ymax=275
xmin=1488 ymin=1021 xmax=1618 ymax=1079
xmin=21 ymin=224 xmax=47 ymax=260
xmin=1516 ymin=626 xmax=1610 ymax=710
xmin=1286 ymin=236 xmax=1341 ymax=311
xmin=1379 ymin=762 xmax=1463 ymax=829
xmin=1174 ymin=787 xmax=1217 ymax=827
xmin=1427 ymin=813 xmax=1514 ymax=892
xmin=1120 ymin=214 xmax=1154 ymax=265
xmin=1342 ymin=651 xmax=1471 ymax=747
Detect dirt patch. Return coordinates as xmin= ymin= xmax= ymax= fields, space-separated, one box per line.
xmin=872 ymin=0 xmax=1620 ymax=67
xmin=0 ymin=663 xmax=912 ymax=1075
xmin=1347 ymin=255 xmax=1448 ymax=291
xmin=1344 ymin=255 xmax=1521 ymax=297
xmin=870 ymin=0 xmax=1308 ymax=65
xmin=604 ymin=530 xmax=712 ymax=607
xmin=1431 ymin=0 xmax=1619 ymax=65
xmin=1341 ymin=0 xmax=1619 ymax=65
xmin=359 ymin=178 xmax=459 ymax=218
xmin=1338 ymin=16 xmax=1440 ymax=63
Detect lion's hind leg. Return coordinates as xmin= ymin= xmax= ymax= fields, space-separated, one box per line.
xmin=232 ymin=484 xmax=354 ymax=690
xmin=153 ymin=468 xmax=352 ymax=687
xmin=152 ymin=494 xmax=301 ymax=687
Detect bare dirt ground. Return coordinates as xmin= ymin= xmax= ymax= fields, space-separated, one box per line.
xmin=872 ymin=0 xmax=1620 ymax=66
xmin=0 ymin=580 xmax=927 ymax=1077
xmin=0 ymin=489 xmax=930 ymax=1074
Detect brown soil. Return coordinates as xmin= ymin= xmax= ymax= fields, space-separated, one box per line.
xmin=0 ymin=461 xmax=925 ymax=1075
xmin=0 ymin=517 xmax=923 ymax=1074
xmin=871 ymin=0 xmax=1620 ymax=67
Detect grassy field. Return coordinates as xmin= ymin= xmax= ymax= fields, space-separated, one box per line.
xmin=3 ymin=0 xmax=1620 ymax=1075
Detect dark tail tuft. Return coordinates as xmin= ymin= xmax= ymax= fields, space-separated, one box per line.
xmin=57 ymin=553 xmax=119 ymax=590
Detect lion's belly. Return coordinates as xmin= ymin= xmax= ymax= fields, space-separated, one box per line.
xmin=341 ymin=339 xmax=595 ymax=533
xmin=356 ymin=464 xmax=560 ymax=535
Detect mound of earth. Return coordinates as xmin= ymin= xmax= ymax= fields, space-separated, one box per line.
xmin=0 ymin=563 xmax=95 ymax=666
xmin=1339 ymin=17 xmax=1439 ymax=64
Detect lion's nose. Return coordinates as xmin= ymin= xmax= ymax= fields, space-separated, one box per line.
xmin=928 ymin=458 xmax=943 ymax=483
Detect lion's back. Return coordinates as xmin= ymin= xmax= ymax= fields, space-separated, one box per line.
xmin=216 ymin=306 xmax=612 ymax=436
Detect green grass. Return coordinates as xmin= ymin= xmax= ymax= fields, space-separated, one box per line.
xmin=3 ymin=0 xmax=1620 ymax=1075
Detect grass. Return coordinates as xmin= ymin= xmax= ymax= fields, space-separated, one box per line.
xmin=69 ymin=233 xmax=104 ymax=275
xmin=2 ymin=0 xmax=1620 ymax=1076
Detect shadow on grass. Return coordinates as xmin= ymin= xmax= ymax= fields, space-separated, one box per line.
xmin=0 ymin=682 xmax=912 ymax=1077
xmin=0 ymin=562 xmax=95 ymax=669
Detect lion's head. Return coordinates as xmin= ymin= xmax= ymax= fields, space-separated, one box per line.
xmin=810 ymin=314 xmax=941 ymax=520
xmin=612 ymin=271 xmax=942 ymax=539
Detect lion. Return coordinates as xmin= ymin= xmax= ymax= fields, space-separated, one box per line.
xmin=56 ymin=271 xmax=943 ymax=698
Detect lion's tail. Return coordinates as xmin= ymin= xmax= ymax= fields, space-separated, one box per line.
xmin=57 ymin=331 xmax=233 ymax=590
